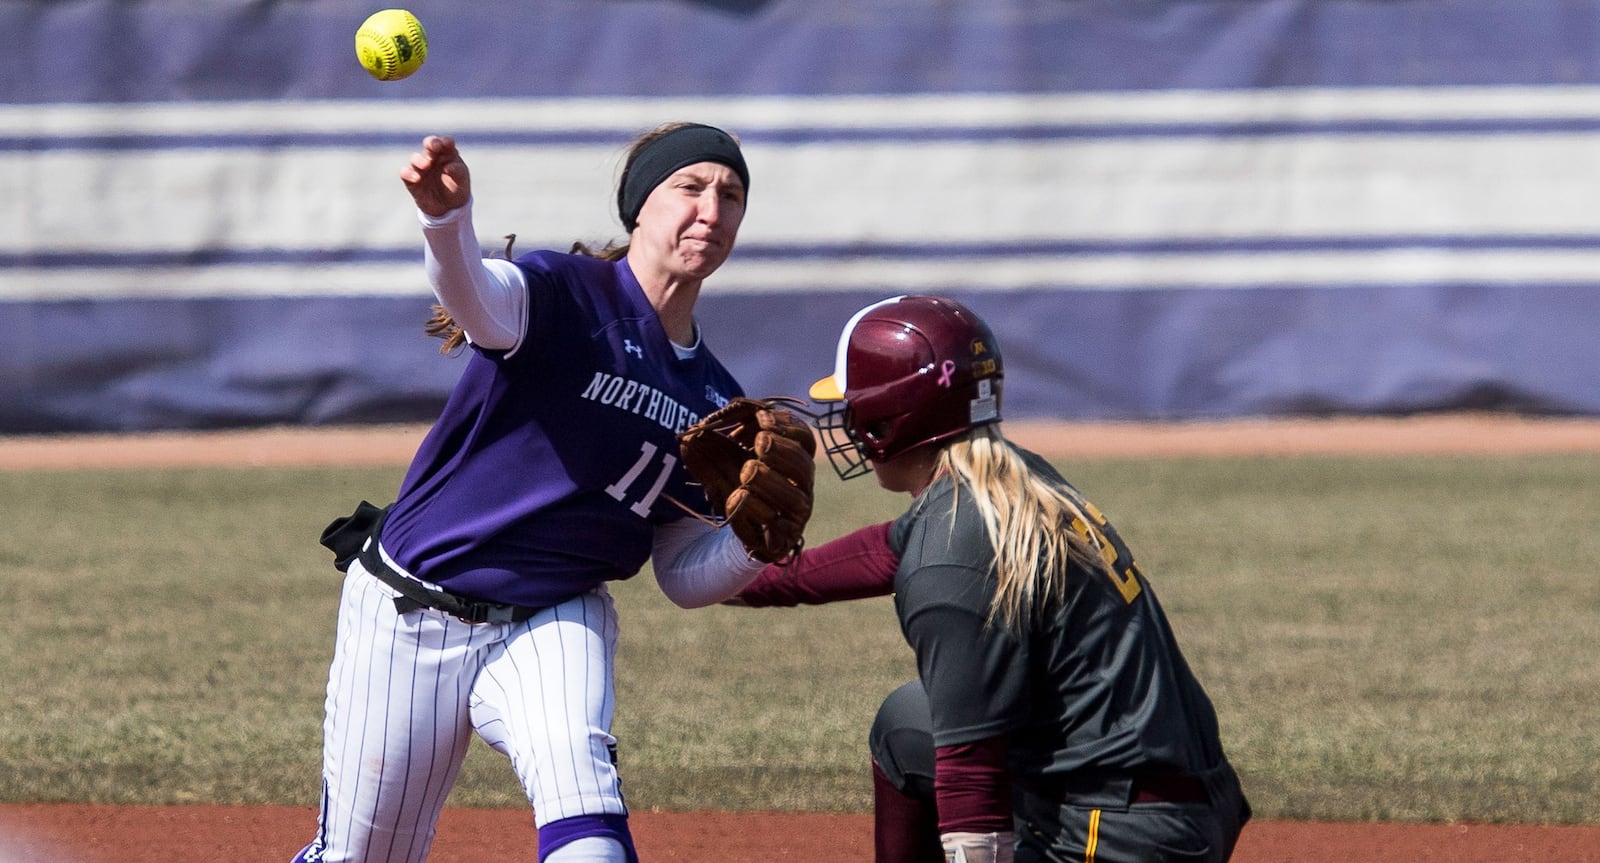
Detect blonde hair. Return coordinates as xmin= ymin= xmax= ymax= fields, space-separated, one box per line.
xmin=938 ymin=424 xmax=1121 ymax=631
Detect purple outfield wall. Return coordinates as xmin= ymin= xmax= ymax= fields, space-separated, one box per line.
xmin=5 ymin=0 xmax=1600 ymax=432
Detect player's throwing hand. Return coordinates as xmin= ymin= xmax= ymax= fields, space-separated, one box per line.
xmin=401 ymin=134 xmax=471 ymax=216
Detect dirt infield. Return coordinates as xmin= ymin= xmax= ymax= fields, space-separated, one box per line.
xmin=2 ymin=803 xmax=1599 ymax=862
xmin=5 ymin=414 xmax=1600 ymax=861
xmin=5 ymin=413 xmax=1600 ymax=471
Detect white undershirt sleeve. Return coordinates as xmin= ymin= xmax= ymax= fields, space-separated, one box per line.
xmin=651 ymin=518 xmax=766 ymax=609
xmin=418 ymin=199 xmax=528 ymax=352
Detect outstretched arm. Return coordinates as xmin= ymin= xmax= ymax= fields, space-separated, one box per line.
xmin=402 ymin=135 xmax=526 ymax=351
xmin=731 ymin=521 xmax=899 ymax=607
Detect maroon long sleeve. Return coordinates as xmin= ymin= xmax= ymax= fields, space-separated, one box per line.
xmin=733 ymin=521 xmax=898 ymax=606
xmin=935 ymin=735 xmax=1013 ymax=835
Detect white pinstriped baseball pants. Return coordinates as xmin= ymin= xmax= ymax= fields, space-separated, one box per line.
xmin=295 ymin=559 xmax=626 ymax=863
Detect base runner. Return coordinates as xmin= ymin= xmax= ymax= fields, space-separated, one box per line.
xmin=734 ymin=295 xmax=1252 ymax=863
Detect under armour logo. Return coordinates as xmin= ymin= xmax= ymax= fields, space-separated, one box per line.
xmin=624 ymin=340 xmax=644 ymax=358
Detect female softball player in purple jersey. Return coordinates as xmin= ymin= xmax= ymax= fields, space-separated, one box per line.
xmin=731 ymin=296 xmax=1251 ymax=863
xmin=293 ymin=123 xmax=771 ymax=863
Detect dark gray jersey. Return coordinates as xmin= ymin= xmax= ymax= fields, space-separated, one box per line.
xmin=888 ymin=449 xmax=1229 ymax=783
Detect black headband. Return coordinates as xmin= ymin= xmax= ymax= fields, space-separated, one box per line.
xmin=617 ymin=123 xmax=750 ymax=231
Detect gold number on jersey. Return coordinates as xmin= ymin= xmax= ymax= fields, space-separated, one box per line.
xmin=1069 ymin=501 xmax=1143 ymax=605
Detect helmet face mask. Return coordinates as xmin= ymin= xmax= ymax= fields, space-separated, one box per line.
xmin=814 ymin=401 xmax=875 ymax=480
xmin=811 ymin=295 xmax=1003 ymax=481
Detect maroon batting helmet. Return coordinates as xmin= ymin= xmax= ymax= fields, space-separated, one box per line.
xmin=809 ymin=295 xmax=1003 ymax=479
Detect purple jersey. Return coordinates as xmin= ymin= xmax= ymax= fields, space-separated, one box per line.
xmin=379 ymin=250 xmax=742 ymax=607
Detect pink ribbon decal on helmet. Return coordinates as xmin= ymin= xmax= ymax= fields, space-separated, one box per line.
xmin=938 ymin=359 xmax=956 ymax=388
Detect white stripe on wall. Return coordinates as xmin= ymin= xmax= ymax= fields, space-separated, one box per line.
xmin=9 ymin=134 xmax=1600 ymax=248
xmin=9 ymin=88 xmax=1600 ymax=300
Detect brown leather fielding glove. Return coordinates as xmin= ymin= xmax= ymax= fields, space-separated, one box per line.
xmin=678 ymin=397 xmax=817 ymax=563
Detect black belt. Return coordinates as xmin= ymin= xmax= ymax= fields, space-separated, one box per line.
xmin=321 ymin=500 xmax=543 ymax=625
xmin=356 ymin=536 xmax=543 ymax=624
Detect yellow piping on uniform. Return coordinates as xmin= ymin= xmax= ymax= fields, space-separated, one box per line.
xmin=1084 ymin=808 xmax=1101 ymax=862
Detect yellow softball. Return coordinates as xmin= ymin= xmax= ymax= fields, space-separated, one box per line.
xmin=355 ymin=9 xmax=428 ymax=81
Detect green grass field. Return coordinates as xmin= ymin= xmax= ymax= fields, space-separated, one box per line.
xmin=2 ymin=453 xmax=1596 ymax=823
